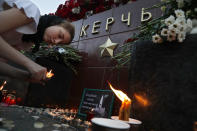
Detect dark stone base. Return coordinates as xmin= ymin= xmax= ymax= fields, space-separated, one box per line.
xmin=129 ymin=34 xmax=197 ymax=131
xmin=25 ymin=57 xmax=73 ymax=108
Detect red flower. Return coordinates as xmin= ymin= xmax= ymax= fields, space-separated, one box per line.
xmin=95 ymin=5 xmax=106 ymax=13
xmin=125 ymin=38 xmax=137 ymax=43
xmin=54 ymin=0 xmax=137 ymax=22
xmin=57 ymin=4 xmax=63 ymax=10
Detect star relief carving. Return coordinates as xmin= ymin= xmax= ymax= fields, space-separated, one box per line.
xmin=99 ymin=37 xmax=118 ymax=57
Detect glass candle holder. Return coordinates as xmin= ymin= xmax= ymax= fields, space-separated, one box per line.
xmin=0 ymin=91 xmax=3 ymax=102
xmin=1 ymin=90 xmax=8 ymax=102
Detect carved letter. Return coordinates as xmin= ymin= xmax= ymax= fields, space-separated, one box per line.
xmin=92 ymin=21 xmax=101 ymax=34
xmin=106 ymin=17 xmax=115 ymax=31
xmin=121 ymin=12 xmax=131 ymax=26
xmin=80 ymin=25 xmax=89 ymax=37
xmin=141 ymin=8 xmax=152 ymax=22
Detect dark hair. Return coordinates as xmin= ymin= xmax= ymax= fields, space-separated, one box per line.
xmin=22 ymin=15 xmax=75 ymax=52
xmin=59 ymin=20 xmax=75 ymax=44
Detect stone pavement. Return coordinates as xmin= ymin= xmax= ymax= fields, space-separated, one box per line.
xmin=0 ymin=105 xmax=78 ymax=131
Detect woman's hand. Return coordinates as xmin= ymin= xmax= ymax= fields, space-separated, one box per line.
xmin=25 ymin=61 xmax=47 ymax=84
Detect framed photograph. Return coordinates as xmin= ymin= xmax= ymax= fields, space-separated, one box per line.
xmin=78 ymin=88 xmax=115 ymax=118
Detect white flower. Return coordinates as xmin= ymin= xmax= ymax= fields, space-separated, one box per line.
xmin=186 ymin=19 xmax=193 ymax=29
xmin=177 ymin=32 xmax=186 ymax=42
xmin=165 ymin=15 xmax=175 ymax=26
xmin=167 ymin=33 xmax=176 ymax=42
xmin=168 ymin=22 xmax=181 ymax=33
xmin=152 ymin=34 xmax=163 ymax=44
xmin=161 ymin=28 xmax=168 ymax=36
xmin=72 ymin=7 xmax=80 ymax=14
xmin=168 ymin=28 xmax=177 ymax=35
xmin=185 ymin=19 xmax=193 ymax=33
xmin=179 ymin=25 xmax=187 ymax=32
xmin=176 ymin=17 xmax=186 ymax=26
xmin=58 ymin=48 xmax=65 ymax=54
xmin=175 ymin=9 xmax=185 ymax=18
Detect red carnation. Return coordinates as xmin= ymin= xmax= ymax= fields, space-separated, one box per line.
xmin=125 ymin=38 xmax=137 ymax=43
xmin=95 ymin=5 xmax=106 ymax=13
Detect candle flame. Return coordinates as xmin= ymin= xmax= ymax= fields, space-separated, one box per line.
xmin=0 ymin=81 xmax=7 ymax=91
xmin=134 ymin=94 xmax=149 ymax=106
xmin=108 ymin=82 xmax=131 ymax=102
xmin=46 ymin=70 xmax=54 ymax=78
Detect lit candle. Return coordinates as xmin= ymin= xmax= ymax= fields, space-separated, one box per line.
xmin=119 ymin=99 xmax=131 ymax=121
xmin=70 ymin=109 xmax=77 ymax=117
xmin=46 ymin=70 xmax=54 ymax=78
xmin=84 ymin=121 xmax=92 ymax=127
xmin=65 ymin=116 xmax=73 ymax=124
xmin=5 ymin=96 xmax=10 ymax=104
xmin=108 ymin=82 xmax=131 ymax=121
xmin=0 ymin=81 xmax=7 ymax=91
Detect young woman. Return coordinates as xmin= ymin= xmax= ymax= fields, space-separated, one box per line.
xmin=0 ymin=0 xmax=75 ymax=84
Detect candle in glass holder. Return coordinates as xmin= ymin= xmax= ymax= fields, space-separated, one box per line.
xmin=9 ymin=98 xmax=16 ymax=105
xmin=1 ymin=90 xmax=8 ymax=102
xmin=0 ymin=81 xmax=7 ymax=102
xmin=5 ymin=95 xmax=11 ymax=104
xmin=70 ymin=108 xmax=77 ymax=117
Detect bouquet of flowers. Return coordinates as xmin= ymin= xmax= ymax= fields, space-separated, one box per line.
xmin=53 ymin=0 xmax=136 ymax=21
xmin=113 ymin=0 xmax=197 ymax=68
xmin=22 ymin=43 xmax=82 ymax=74
xmin=152 ymin=9 xmax=192 ymax=43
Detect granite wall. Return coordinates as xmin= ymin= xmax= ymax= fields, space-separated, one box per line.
xmin=67 ymin=0 xmax=161 ymax=115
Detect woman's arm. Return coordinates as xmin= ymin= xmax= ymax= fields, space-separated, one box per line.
xmin=0 ymin=7 xmax=33 ymax=34
xmin=0 ymin=61 xmax=30 ymax=80
xmin=0 ymin=61 xmax=45 ymax=84
xmin=0 ymin=36 xmax=46 ymax=82
xmin=0 ymin=6 xmax=46 ymax=82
